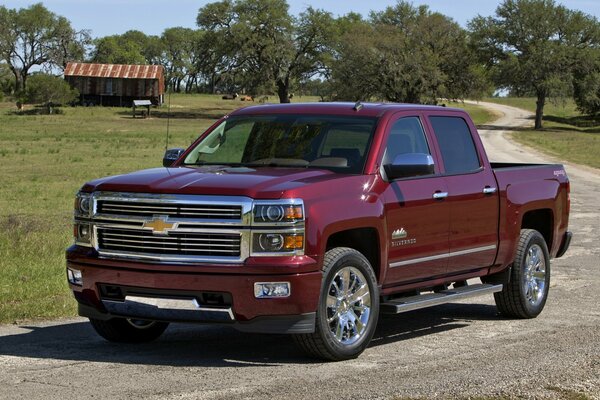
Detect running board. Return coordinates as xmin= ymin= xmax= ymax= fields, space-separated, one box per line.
xmin=380 ymin=283 xmax=503 ymax=314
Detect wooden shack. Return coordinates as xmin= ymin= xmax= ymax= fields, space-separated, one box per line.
xmin=64 ymin=62 xmax=165 ymax=106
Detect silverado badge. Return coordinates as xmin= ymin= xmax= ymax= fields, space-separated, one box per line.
xmin=392 ymin=228 xmax=408 ymax=240
xmin=143 ymin=216 xmax=177 ymax=235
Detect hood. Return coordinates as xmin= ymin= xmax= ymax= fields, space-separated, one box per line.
xmin=81 ymin=166 xmax=339 ymax=199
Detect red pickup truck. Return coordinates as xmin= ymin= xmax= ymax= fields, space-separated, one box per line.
xmin=67 ymin=103 xmax=571 ymax=360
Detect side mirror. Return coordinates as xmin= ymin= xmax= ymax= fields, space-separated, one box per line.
xmin=163 ymin=148 xmax=185 ymax=167
xmin=384 ymin=153 xmax=435 ymax=180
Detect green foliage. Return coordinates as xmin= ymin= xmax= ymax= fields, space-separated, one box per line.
xmin=25 ymin=74 xmax=79 ymax=113
xmin=92 ymin=35 xmax=147 ymax=65
xmin=0 ymin=3 xmax=88 ymax=91
xmin=572 ymin=48 xmax=600 ymax=115
xmin=197 ymin=0 xmax=335 ymax=102
xmin=329 ymin=2 xmax=487 ymax=104
xmin=469 ymin=0 xmax=600 ymax=128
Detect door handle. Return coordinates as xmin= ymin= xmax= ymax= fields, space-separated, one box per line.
xmin=483 ymin=187 xmax=497 ymax=195
xmin=433 ymin=191 xmax=448 ymax=199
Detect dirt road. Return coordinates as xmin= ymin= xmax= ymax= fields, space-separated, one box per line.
xmin=1 ymin=102 xmax=598 ymax=399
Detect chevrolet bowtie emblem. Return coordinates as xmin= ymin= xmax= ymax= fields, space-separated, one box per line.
xmin=143 ymin=216 xmax=177 ymax=235
xmin=392 ymin=228 xmax=408 ymax=240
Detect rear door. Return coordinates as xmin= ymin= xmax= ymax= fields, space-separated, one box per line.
xmin=425 ymin=113 xmax=499 ymax=275
xmin=382 ymin=113 xmax=450 ymax=286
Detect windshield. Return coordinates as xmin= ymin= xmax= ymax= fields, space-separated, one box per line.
xmin=183 ymin=114 xmax=377 ymax=174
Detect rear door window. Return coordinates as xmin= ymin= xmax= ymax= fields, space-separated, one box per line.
xmin=429 ymin=116 xmax=481 ymax=174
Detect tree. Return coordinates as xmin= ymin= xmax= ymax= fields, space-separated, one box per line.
xmin=329 ymin=2 xmax=486 ymax=103
xmin=197 ymin=0 xmax=335 ymax=102
xmin=162 ymin=27 xmax=195 ymax=92
xmin=0 ymin=3 xmax=87 ymax=92
xmin=469 ymin=0 xmax=600 ymax=129
xmin=91 ymin=35 xmax=147 ymax=64
xmin=573 ymin=49 xmax=600 ymax=115
xmin=25 ymin=73 xmax=78 ymax=113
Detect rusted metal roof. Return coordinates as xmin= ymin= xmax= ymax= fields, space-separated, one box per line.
xmin=64 ymin=62 xmax=163 ymax=80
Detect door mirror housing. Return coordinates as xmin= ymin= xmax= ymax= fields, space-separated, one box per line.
xmin=163 ymin=148 xmax=185 ymax=167
xmin=384 ymin=153 xmax=435 ymax=180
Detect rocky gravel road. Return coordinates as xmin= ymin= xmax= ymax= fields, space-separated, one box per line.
xmin=0 ymin=102 xmax=598 ymax=399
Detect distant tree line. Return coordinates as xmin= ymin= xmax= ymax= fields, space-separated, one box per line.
xmin=1 ymin=0 xmax=600 ymax=127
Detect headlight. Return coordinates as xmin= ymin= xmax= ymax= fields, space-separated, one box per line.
xmin=251 ymin=200 xmax=305 ymax=256
xmin=74 ymin=192 xmax=92 ymax=217
xmin=252 ymin=232 xmax=304 ymax=254
xmin=74 ymin=191 xmax=93 ymax=246
xmin=253 ymin=203 xmax=303 ymax=224
xmin=73 ymin=222 xmax=92 ymax=246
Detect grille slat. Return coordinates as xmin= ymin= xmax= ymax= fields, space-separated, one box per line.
xmin=97 ymin=200 xmax=242 ymax=220
xmin=102 ymin=232 xmax=240 ymax=243
xmin=102 ymin=238 xmax=240 ymax=248
xmin=98 ymin=227 xmax=241 ymax=257
xmin=103 ymin=243 xmax=240 ymax=253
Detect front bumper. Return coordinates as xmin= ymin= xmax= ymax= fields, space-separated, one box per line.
xmin=67 ymin=258 xmax=321 ymax=334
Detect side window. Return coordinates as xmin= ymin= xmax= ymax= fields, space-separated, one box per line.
xmin=429 ymin=116 xmax=481 ymax=174
xmin=382 ymin=117 xmax=430 ymax=166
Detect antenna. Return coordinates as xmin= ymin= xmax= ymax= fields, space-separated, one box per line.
xmin=353 ymin=100 xmax=363 ymax=111
xmin=164 ymin=89 xmax=172 ymax=151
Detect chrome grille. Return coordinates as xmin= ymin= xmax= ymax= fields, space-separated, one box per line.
xmin=98 ymin=227 xmax=242 ymax=257
xmin=97 ymin=200 xmax=242 ymax=220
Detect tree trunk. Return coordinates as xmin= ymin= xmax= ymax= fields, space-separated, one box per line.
xmin=277 ymin=78 xmax=290 ymax=103
xmin=535 ymin=91 xmax=546 ymax=130
xmin=11 ymin=67 xmax=24 ymax=93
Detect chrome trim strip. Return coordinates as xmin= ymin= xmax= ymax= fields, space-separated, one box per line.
xmin=102 ymin=296 xmax=235 ymax=321
xmin=124 ymin=296 xmax=235 ymax=320
xmin=389 ymin=244 xmax=497 ymax=268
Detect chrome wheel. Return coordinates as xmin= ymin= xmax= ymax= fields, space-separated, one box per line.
xmin=326 ymin=266 xmax=372 ymax=345
xmin=523 ymin=244 xmax=546 ymax=306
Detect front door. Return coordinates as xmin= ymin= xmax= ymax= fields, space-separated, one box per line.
xmin=381 ymin=114 xmax=450 ymax=286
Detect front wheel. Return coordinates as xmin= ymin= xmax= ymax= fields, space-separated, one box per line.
xmin=495 ymin=229 xmax=551 ymax=318
xmin=294 ymin=247 xmax=379 ymax=361
xmin=89 ymin=318 xmax=169 ymax=343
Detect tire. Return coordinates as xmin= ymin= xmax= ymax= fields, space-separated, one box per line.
xmin=294 ymin=247 xmax=379 ymax=361
xmin=89 ymin=318 xmax=169 ymax=343
xmin=494 ymin=229 xmax=551 ymax=318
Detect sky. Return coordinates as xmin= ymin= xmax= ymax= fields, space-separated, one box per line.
xmin=2 ymin=0 xmax=600 ymax=38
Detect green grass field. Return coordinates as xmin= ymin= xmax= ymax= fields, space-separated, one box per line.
xmin=0 ymin=95 xmax=493 ymax=323
xmin=484 ymin=97 xmax=600 ymax=168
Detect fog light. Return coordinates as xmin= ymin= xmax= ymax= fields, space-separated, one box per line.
xmin=254 ymin=282 xmax=290 ymax=298
xmin=67 ymin=267 xmax=83 ymax=286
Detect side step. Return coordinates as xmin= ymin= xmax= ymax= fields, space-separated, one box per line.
xmin=380 ymin=283 xmax=503 ymax=314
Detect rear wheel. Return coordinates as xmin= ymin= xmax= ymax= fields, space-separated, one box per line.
xmin=495 ymin=229 xmax=550 ymax=318
xmin=294 ymin=247 xmax=379 ymax=361
xmin=89 ymin=318 xmax=169 ymax=343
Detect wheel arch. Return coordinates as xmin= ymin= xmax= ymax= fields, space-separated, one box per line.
xmin=325 ymin=227 xmax=382 ymax=283
xmin=521 ymin=208 xmax=554 ymax=251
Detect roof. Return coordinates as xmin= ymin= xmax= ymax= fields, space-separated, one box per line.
xmin=230 ymin=102 xmax=463 ymax=118
xmin=64 ymin=62 xmax=163 ymax=80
